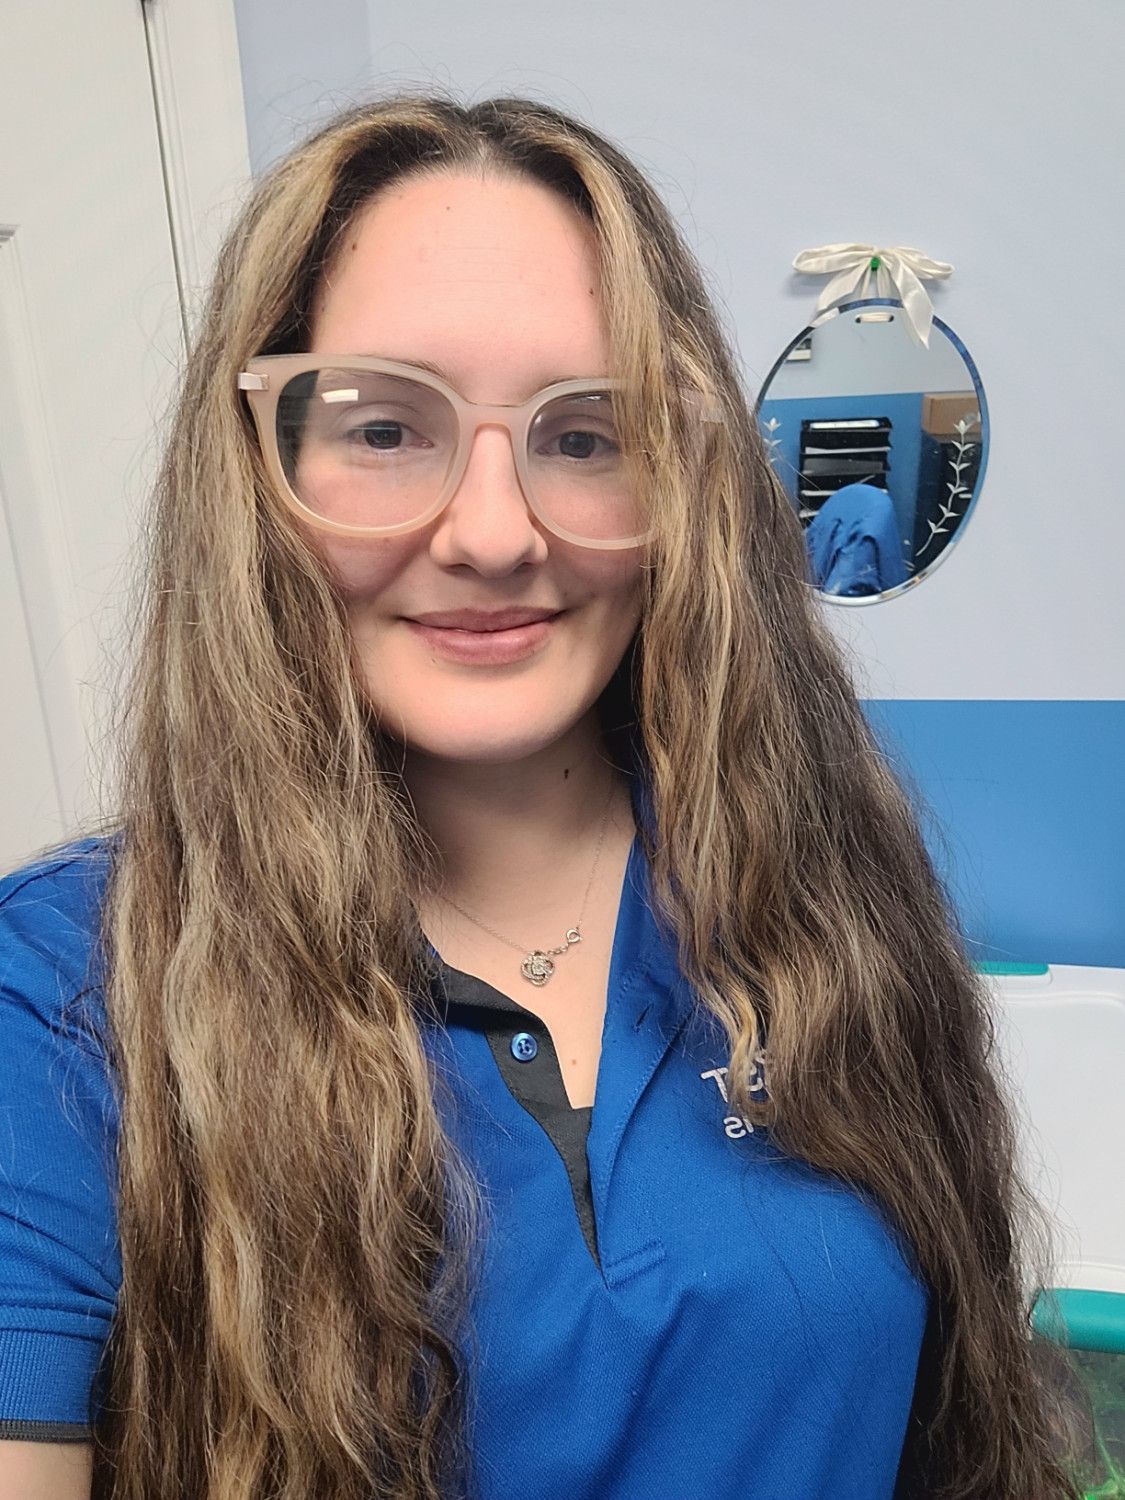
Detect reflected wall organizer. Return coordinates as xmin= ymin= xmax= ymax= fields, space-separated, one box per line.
xmin=797 ymin=416 xmax=893 ymax=521
xmin=756 ymin=243 xmax=989 ymax=605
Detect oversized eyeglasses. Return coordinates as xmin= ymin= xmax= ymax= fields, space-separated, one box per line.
xmin=238 ymin=355 xmax=721 ymax=550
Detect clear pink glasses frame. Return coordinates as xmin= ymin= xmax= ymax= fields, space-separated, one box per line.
xmin=237 ymin=353 xmax=722 ymax=550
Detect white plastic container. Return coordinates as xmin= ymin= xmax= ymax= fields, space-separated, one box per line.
xmin=982 ymin=962 xmax=1125 ymax=1296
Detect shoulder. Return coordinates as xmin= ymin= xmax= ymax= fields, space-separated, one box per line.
xmin=0 ymin=837 xmax=123 ymax=1437
xmin=0 ymin=834 xmax=119 ymax=1031
xmin=0 ymin=831 xmax=118 ymax=926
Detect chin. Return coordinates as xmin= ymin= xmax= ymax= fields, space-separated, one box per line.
xmin=409 ymin=723 xmax=575 ymax=764
xmin=376 ymin=692 xmax=589 ymax=763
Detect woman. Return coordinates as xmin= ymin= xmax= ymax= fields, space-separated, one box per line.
xmin=0 ymin=93 xmax=1079 ymax=1499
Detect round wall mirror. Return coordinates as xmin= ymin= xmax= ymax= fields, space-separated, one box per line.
xmin=755 ymin=297 xmax=988 ymax=602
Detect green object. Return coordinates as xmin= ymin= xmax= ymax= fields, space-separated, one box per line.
xmin=974 ymin=960 xmax=1050 ymax=975
xmin=869 ymin=255 xmax=881 ymax=270
xmin=1034 ymin=1292 xmax=1125 ymax=1495
xmin=1033 ymin=1289 xmax=1125 ymax=1356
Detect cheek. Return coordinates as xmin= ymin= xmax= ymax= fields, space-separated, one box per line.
xmin=300 ymin=525 xmax=406 ymax=605
xmin=606 ymin=586 xmax=643 ymax=644
xmin=590 ymin=558 xmax=644 ymax=631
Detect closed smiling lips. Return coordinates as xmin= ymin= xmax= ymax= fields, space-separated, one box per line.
xmin=405 ymin=607 xmax=563 ymax=632
xmin=402 ymin=606 xmax=564 ymax=665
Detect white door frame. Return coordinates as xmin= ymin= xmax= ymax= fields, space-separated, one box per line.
xmin=140 ymin=0 xmax=252 ymax=339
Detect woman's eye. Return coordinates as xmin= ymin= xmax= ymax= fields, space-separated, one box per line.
xmin=339 ymin=416 xmax=432 ymax=452
xmin=542 ymin=428 xmax=619 ymax=459
xmin=349 ymin=420 xmax=405 ymax=449
xmin=558 ymin=430 xmax=597 ymax=458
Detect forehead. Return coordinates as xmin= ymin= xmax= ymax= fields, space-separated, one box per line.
xmin=308 ymin=170 xmax=611 ymax=397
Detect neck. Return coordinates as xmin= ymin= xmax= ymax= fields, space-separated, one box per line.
xmin=401 ymin=712 xmax=635 ymax=924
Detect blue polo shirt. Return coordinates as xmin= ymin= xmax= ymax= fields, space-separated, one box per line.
xmin=0 ymin=791 xmax=934 ymax=1497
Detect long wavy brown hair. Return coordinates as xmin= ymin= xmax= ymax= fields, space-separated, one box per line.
xmin=35 ymin=91 xmax=1080 ymax=1497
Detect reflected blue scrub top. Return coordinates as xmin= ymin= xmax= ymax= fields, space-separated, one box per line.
xmin=0 ymin=789 xmax=932 ymax=1498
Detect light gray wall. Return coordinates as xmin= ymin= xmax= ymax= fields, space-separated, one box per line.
xmin=231 ymin=0 xmax=1123 ymax=701
xmin=233 ymin=0 xmax=371 ymax=175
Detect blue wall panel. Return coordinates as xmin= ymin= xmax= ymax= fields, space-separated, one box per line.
xmin=864 ymin=700 xmax=1125 ymax=969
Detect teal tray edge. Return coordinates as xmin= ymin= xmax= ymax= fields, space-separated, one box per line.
xmin=1033 ymin=1288 xmax=1125 ymax=1356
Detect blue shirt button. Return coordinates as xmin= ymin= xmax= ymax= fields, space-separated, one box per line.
xmin=510 ymin=1031 xmax=538 ymax=1062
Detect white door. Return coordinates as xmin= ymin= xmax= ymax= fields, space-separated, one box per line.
xmin=0 ymin=0 xmax=248 ymax=872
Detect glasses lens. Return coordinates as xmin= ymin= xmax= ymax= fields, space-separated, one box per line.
xmin=276 ymin=367 xmax=458 ymax=528
xmin=527 ymin=390 xmax=644 ymax=542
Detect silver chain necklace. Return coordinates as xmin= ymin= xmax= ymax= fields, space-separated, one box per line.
xmin=434 ymin=780 xmax=616 ymax=987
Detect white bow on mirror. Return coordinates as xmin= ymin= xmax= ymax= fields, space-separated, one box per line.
xmin=792 ymin=244 xmax=954 ymax=347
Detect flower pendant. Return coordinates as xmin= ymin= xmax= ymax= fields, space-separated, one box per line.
xmin=521 ymin=951 xmax=555 ymax=986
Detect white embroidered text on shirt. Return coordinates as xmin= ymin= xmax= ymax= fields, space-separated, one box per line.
xmin=699 ymin=1051 xmax=768 ymax=1139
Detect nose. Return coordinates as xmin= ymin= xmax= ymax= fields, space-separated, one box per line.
xmin=434 ymin=418 xmax=546 ymax=561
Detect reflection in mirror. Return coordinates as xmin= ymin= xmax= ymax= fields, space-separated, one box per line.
xmin=755 ymin=298 xmax=988 ymax=603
